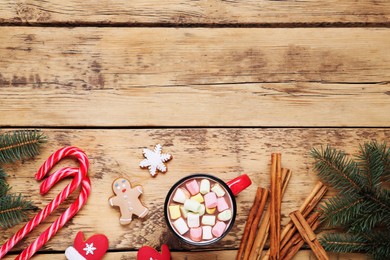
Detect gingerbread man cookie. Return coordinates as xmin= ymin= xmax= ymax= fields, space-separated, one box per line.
xmin=109 ymin=178 xmax=149 ymax=225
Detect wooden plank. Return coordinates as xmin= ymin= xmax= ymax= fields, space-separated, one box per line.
xmin=2 ymin=250 xmax=370 ymax=259
xmin=0 ymin=27 xmax=389 ymax=127
xmin=0 ymin=128 xmax=388 ymax=253
xmin=0 ymin=1 xmax=389 ymax=25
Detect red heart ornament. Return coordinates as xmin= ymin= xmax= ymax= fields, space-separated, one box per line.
xmin=137 ymin=244 xmax=171 ymax=260
xmin=65 ymin=231 xmax=109 ymax=260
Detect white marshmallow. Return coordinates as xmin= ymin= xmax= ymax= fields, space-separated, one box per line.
xmin=201 ymin=215 xmax=216 ymax=226
xmin=184 ymin=199 xmax=201 ymax=213
xmin=173 ymin=188 xmax=189 ymax=204
xmin=217 ymin=209 xmax=232 ymax=221
xmin=211 ymin=184 xmax=226 ymax=197
xmin=200 ymin=179 xmax=210 ymax=194
xmin=173 ymin=217 xmax=189 ymax=235
xmin=198 ymin=204 xmax=205 ymax=216
xmin=202 ymin=226 xmax=213 ymax=240
xmin=187 ymin=212 xmax=200 ymax=228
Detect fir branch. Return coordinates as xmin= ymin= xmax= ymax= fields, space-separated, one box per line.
xmin=312 ymin=141 xmax=390 ymax=259
xmin=320 ymin=195 xmax=365 ymax=228
xmin=0 ymin=167 xmax=9 ymax=197
xmin=311 ymin=146 xmax=362 ymax=195
xmin=0 ymin=194 xmax=37 ymax=229
xmin=0 ymin=130 xmax=46 ymax=163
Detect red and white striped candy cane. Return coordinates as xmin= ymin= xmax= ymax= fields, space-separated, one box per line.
xmin=17 ymin=168 xmax=91 ymax=260
xmin=0 ymin=147 xmax=91 ymax=260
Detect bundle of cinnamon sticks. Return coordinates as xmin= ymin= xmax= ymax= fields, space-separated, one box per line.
xmin=236 ymin=153 xmax=329 ymax=260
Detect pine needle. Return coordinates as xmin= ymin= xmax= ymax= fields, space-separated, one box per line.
xmin=0 ymin=130 xmax=46 ymax=164
xmin=0 ymin=194 xmax=37 ymax=229
xmin=312 ymin=141 xmax=390 ymax=259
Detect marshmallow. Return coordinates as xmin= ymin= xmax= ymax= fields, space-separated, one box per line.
xmin=173 ymin=217 xmax=189 ymax=235
xmin=201 ymin=215 xmax=216 ymax=226
xmin=206 ymin=207 xmax=216 ymax=214
xmin=200 ymin=179 xmax=210 ymax=194
xmin=185 ymin=179 xmax=200 ymax=195
xmin=204 ymin=192 xmax=218 ymax=209
xmin=187 ymin=212 xmax=200 ymax=228
xmin=212 ymin=221 xmax=227 ymax=238
xmin=191 ymin=193 xmax=204 ymax=203
xmin=202 ymin=226 xmax=213 ymax=240
xmin=198 ymin=204 xmax=205 ymax=216
xmin=190 ymin=227 xmax=202 ymax=242
xmin=184 ymin=199 xmax=202 ymax=213
xmin=211 ymin=184 xmax=226 ymax=197
xmin=169 ymin=205 xmax=181 ymax=220
xmin=217 ymin=197 xmax=229 ymax=212
xmin=218 ymin=209 xmax=232 ymax=221
xmin=173 ymin=188 xmax=189 ymax=204
xmin=180 ymin=205 xmax=188 ymax=218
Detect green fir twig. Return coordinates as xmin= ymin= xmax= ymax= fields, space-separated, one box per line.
xmin=0 ymin=194 xmax=38 ymax=229
xmin=0 ymin=130 xmax=46 ymax=163
xmin=312 ymin=141 xmax=390 ymax=260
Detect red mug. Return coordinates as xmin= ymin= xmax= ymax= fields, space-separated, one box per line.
xmin=164 ymin=174 xmax=251 ymax=245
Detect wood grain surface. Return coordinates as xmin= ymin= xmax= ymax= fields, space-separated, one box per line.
xmin=2 ymin=250 xmax=370 ymax=260
xmin=0 ymin=27 xmax=389 ymax=127
xmin=1 ymin=129 xmax=389 ymax=255
xmin=0 ymin=1 xmax=389 ymax=25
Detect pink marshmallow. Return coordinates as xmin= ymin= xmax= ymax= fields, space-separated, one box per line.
xmin=190 ymin=227 xmax=202 ymax=242
xmin=212 ymin=221 xmax=227 ymax=238
xmin=217 ymin=197 xmax=229 ymax=212
xmin=204 ymin=192 xmax=218 ymax=209
xmin=185 ymin=179 xmax=200 ymax=195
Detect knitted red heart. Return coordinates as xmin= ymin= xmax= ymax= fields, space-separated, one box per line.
xmin=65 ymin=231 xmax=109 ymax=260
xmin=137 ymin=244 xmax=171 ymax=260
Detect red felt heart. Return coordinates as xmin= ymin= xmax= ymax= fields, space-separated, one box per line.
xmin=72 ymin=231 xmax=109 ymax=260
xmin=137 ymin=244 xmax=171 ymax=260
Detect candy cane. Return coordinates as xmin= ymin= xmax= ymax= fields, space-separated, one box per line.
xmin=0 ymin=147 xmax=91 ymax=259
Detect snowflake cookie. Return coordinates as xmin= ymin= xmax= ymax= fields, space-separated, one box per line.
xmin=140 ymin=144 xmax=172 ymax=177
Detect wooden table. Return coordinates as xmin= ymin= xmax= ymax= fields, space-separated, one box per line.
xmin=0 ymin=1 xmax=389 ymax=259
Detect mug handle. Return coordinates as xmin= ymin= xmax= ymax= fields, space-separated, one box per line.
xmin=226 ymin=174 xmax=252 ymax=196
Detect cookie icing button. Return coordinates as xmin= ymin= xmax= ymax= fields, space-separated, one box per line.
xmin=173 ymin=217 xmax=189 ymax=235
xmin=212 ymin=221 xmax=227 ymax=238
xmin=168 ymin=205 xmax=181 ymax=220
xmin=109 ymin=178 xmax=149 ymax=225
xmin=172 ymin=188 xmax=188 ymax=204
xmin=185 ymin=179 xmax=200 ymax=195
xmin=217 ymin=197 xmax=229 ymax=212
xmin=190 ymin=227 xmax=202 ymax=242
xmin=211 ymin=183 xmax=225 ymax=197
xmin=201 ymin=215 xmax=216 ymax=226
xmin=204 ymin=192 xmax=218 ymax=208
xmin=218 ymin=209 xmax=233 ymax=221
xmin=199 ymin=179 xmax=210 ymax=194
xmin=187 ymin=212 xmax=200 ymax=228
xmin=139 ymin=144 xmax=172 ymax=177
xmin=202 ymin=226 xmax=213 ymax=240
xmin=184 ymin=199 xmax=201 ymax=213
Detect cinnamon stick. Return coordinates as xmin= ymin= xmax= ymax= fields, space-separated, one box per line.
xmin=263 ymin=181 xmax=327 ymax=260
xmin=280 ymin=212 xmax=320 ymax=260
xmin=242 ymin=188 xmax=269 ymax=260
xmin=289 ymin=211 xmax=329 ymax=260
xmin=269 ymin=153 xmax=282 ymax=260
xmin=236 ymin=187 xmax=264 ymax=260
xmin=248 ymin=168 xmax=291 ymax=260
